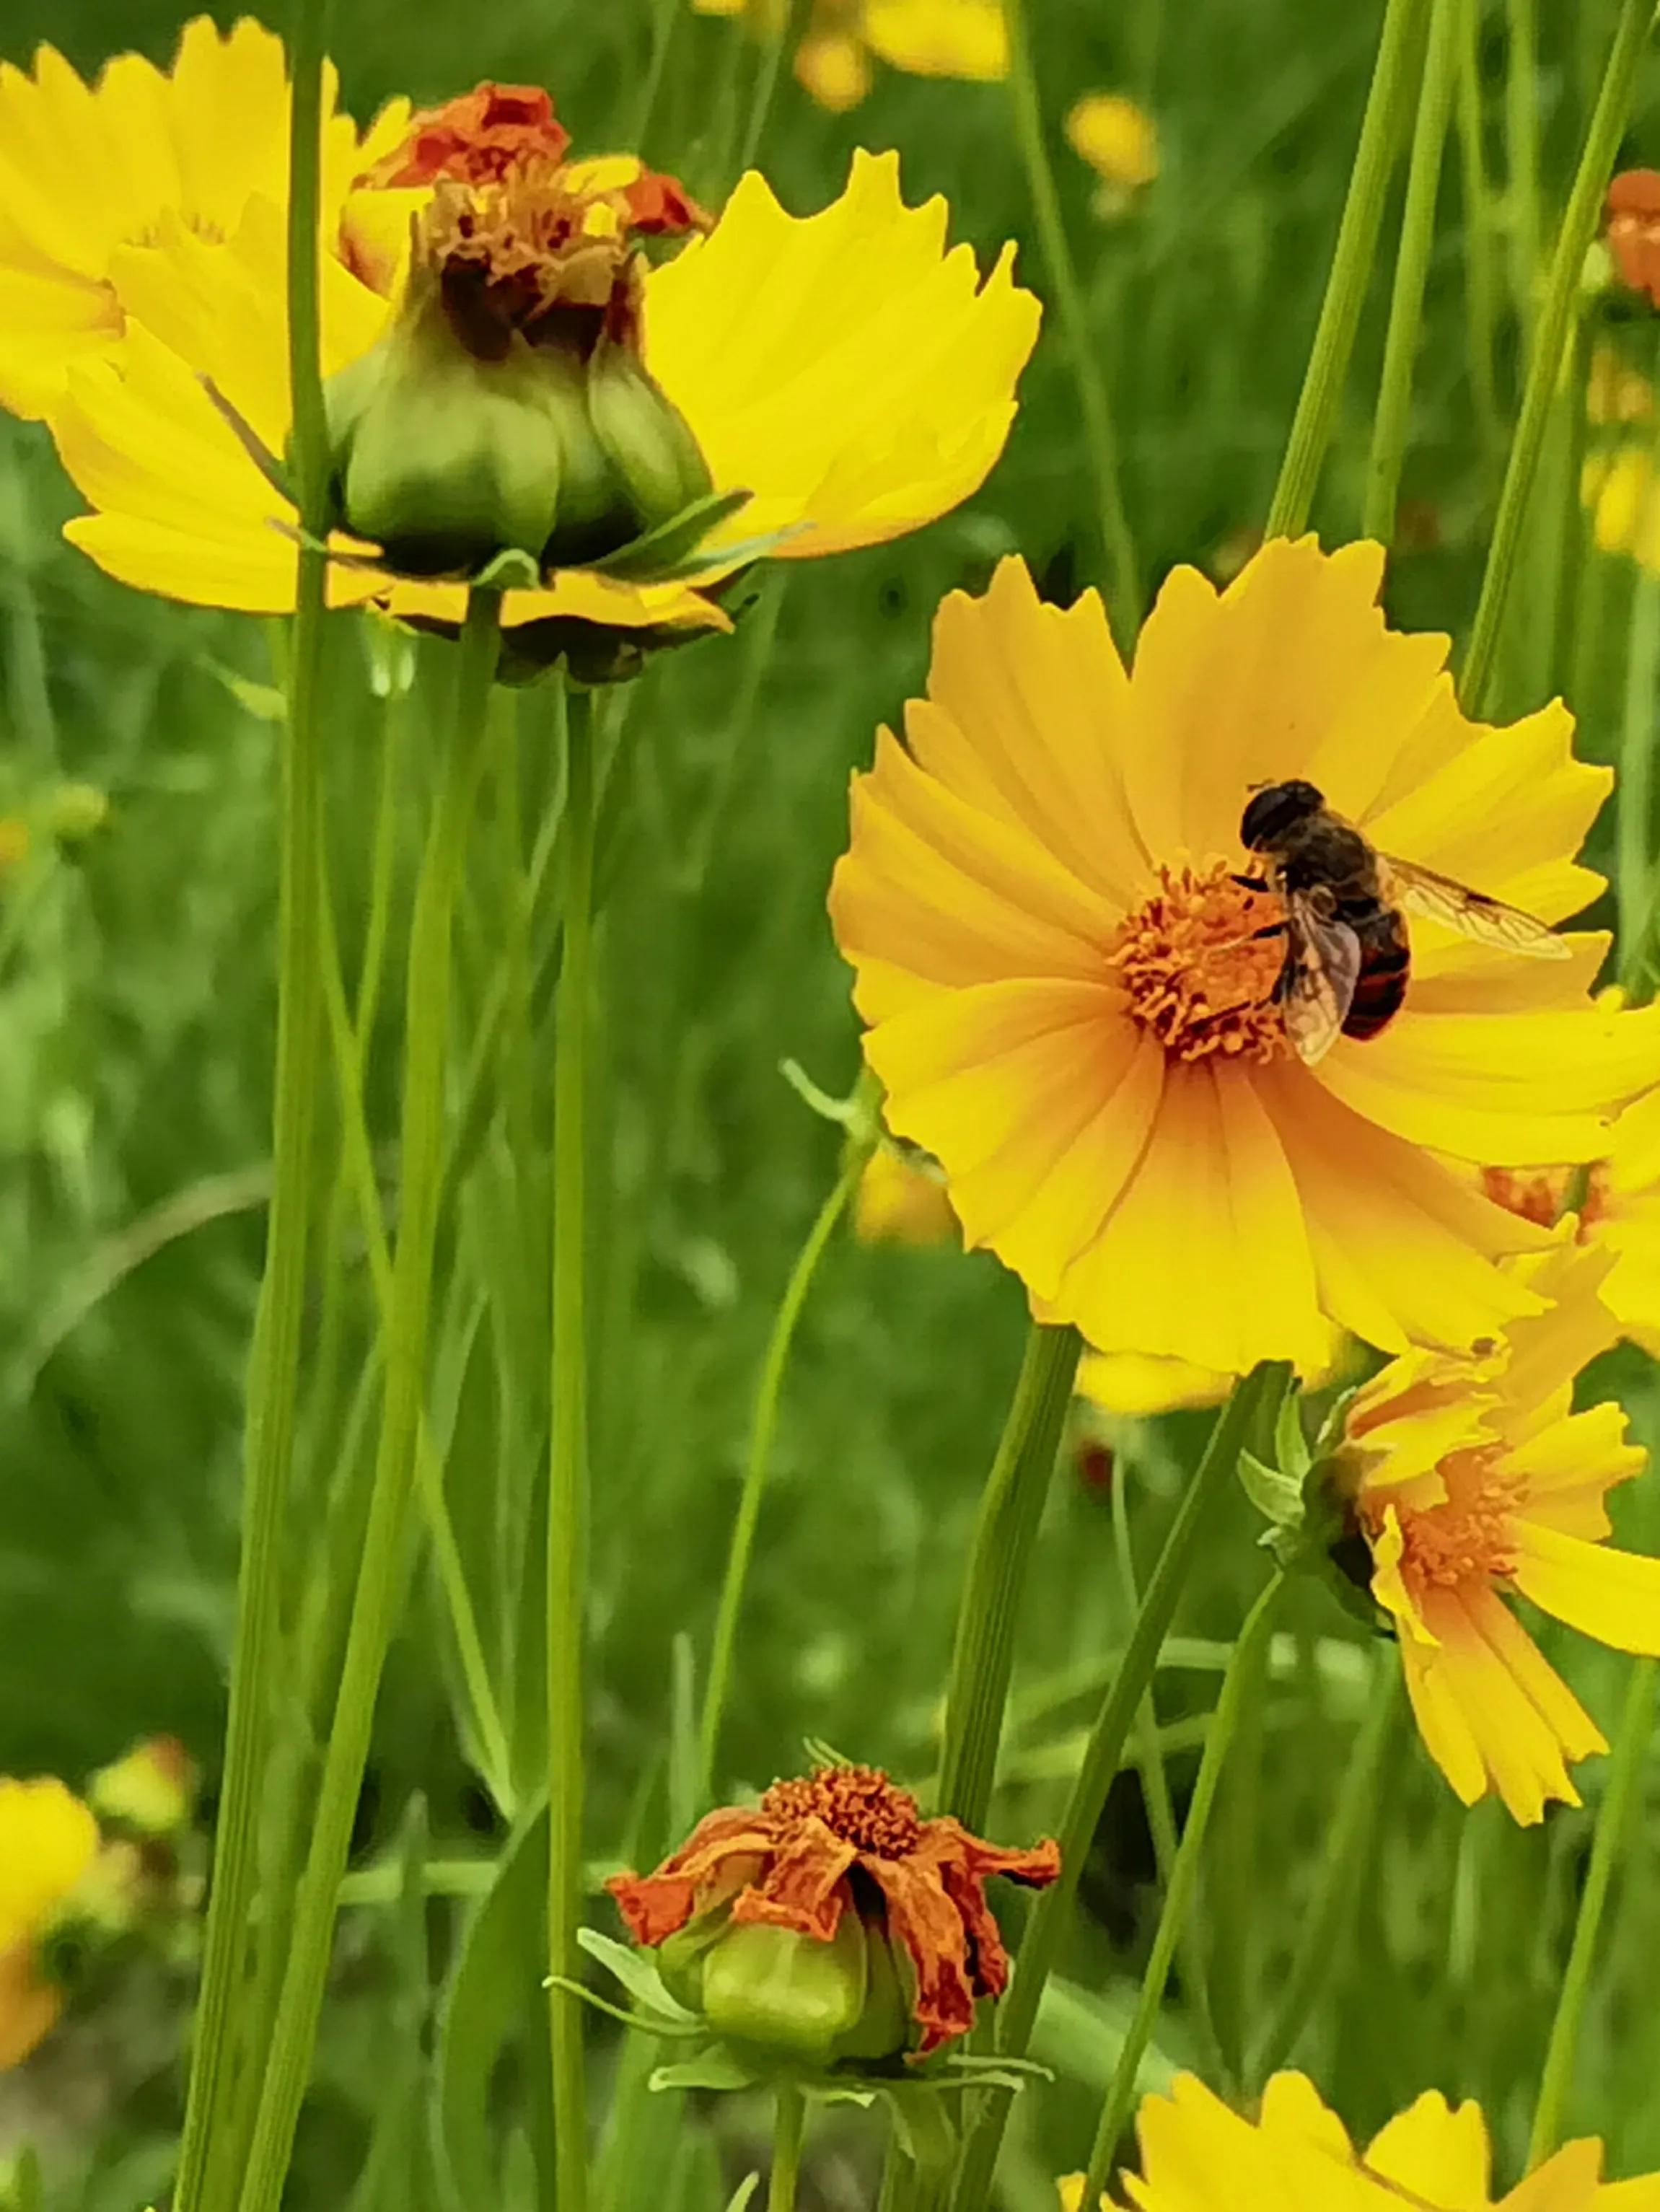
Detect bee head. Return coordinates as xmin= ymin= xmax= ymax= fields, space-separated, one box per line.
xmin=1240 ymin=778 xmax=1325 ymax=851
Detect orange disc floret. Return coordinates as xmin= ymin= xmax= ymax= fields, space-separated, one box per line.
xmin=606 ymin=1763 xmax=1059 ymax=2057
xmin=360 ymin=82 xmax=571 ymax=190
xmin=1607 ymin=168 xmax=1660 ymax=307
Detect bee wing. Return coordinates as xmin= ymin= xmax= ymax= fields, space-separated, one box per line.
xmin=1383 ymin=856 xmax=1571 ymax=959
xmin=1282 ymin=899 xmax=1362 ymax=1066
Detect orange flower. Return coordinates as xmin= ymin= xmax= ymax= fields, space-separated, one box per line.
xmin=1607 ymin=169 xmax=1660 ymax=307
xmin=607 ymin=1762 xmax=1058 ymax=2058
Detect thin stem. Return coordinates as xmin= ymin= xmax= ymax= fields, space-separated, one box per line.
xmin=1250 ymin=1657 xmax=1400 ymax=2080
xmin=631 ymin=0 xmax=682 ymax=153
xmin=736 ymin=0 xmax=808 ymax=177
xmin=1504 ymin=0 xmax=1540 ymax=338
xmin=1076 ymin=1576 xmax=1288 ymax=2208
xmin=934 ymin=1322 xmax=1083 ymax=1828
xmin=1461 ymin=0 xmax=1656 ymax=719
xmin=1001 ymin=0 xmax=1140 ymax=628
xmin=768 ymin=2081 xmax=807 ymax=2212
xmin=698 ymin=1138 xmax=873 ymax=1801
xmin=171 ymin=9 xmax=332 ymax=2206
xmin=1265 ymin=0 xmax=1429 ymax=538
xmin=549 ymin=685 xmax=598 ymax=2212
xmin=950 ymin=1364 xmax=1286 ymax=2212
xmin=1619 ymin=386 xmax=1660 ymax=962
xmin=1528 ymin=1658 xmax=1659 ymax=2165
xmin=1550 ymin=315 xmax=1596 ymax=698
xmin=238 ymin=589 xmax=501 ymax=2212
xmin=1364 ymin=0 xmax=1460 ymax=541
xmin=1456 ymin=0 xmax=1504 ymax=460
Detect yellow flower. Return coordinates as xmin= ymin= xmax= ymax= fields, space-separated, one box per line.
xmin=1064 ymin=93 xmax=1159 ymax=216
xmin=0 ymin=1778 xmax=99 ymax=2069
xmin=0 ymin=17 xmax=408 ymax=421
xmin=1063 ymin=2070 xmax=1660 ymax=2209
xmin=1077 ymin=1316 xmax=1348 ymax=1419
xmin=48 ymin=51 xmax=1037 ymax=638
xmin=698 ymin=0 xmax=1004 ymax=113
xmin=1339 ymin=1234 xmax=1660 ymax=1822
xmin=856 ymin=1142 xmax=959 ymax=1246
xmin=829 ymin=543 xmax=1660 ymax=1373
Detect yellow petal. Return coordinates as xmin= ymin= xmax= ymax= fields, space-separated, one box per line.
xmin=1503 ymin=1406 xmax=1641 ymax=1538
xmin=382 ymin=572 xmax=729 ymax=634
xmin=0 ymin=1779 xmax=98 ymax=1957
xmin=1511 ymin=1523 xmax=1660 ymax=1654
xmin=1502 ymin=2141 xmax=1607 ymax=2211
xmin=1363 ymin=2094 xmax=1490 ymax=2211
xmin=1076 ymin=1349 xmax=1238 ymax=1416
xmin=645 ymin=150 xmax=1040 ymax=561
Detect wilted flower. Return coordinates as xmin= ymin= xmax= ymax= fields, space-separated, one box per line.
xmin=607 ymin=1761 xmax=1058 ymax=2062
xmin=1064 ymin=94 xmax=1159 ymax=217
xmin=44 ymin=31 xmax=1038 ymax=652
xmin=830 ymin=543 xmax=1660 ymax=1372
xmin=856 ymin=1143 xmax=959 ymax=1247
xmin=1332 ymin=1234 xmax=1660 ymax=1822
xmin=0 ymin=1778 xmax=99 ymax=2069
xmin=1062 ymin=2070 xmax=1660 ymax=2208
xmin=1606 ymin=168 xmax=1660 ymax=309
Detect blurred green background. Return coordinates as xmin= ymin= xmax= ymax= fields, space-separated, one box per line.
xmin=4 ymin=1 xmax=1660 ymax=2206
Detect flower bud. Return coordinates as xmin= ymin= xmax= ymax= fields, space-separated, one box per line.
xmin=701 ymin=1912 xmax=869 ymax=2062
xmin=47 ymin=784 xmax=110 ymax=846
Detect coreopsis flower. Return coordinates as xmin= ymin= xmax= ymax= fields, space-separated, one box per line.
xmin=1060 ymin=2071 xmax=1660 ymax=2209
xmin=0 ymin=17 xmax=408 ymax=421
xmin=1605 ymin=168 xmax=1660 ymax=309
xmin=88 ymin=1737 xmax=197 ymax=1840
xmin=695 ymin=0 xmax=1006 ymax=114
xmin=607 ymin=1762 xmax=1058 ymax=2063
xmin=1064 ymin=94 xmax=1159 ymax=218
xmin=0 ymin=1778 xmax=99 ymax=2069
xmin=1078 ymin=1318 xmax=1349 ymax=1420
xmin=47 ymin=52 xmax=1038 ymax=651
xmin=856 ymin=1142 xmax=959 ymax=1246
xmin=1332 ymin=1234 xmax=1660 ymax=1822
xmin=828 ymin=543 xmax=1660 ymax=1374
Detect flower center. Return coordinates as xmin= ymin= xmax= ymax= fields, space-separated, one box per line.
xmin=761 ymin=1765 xmax=923 ymax=1858
xmin=1368 ymin=1455 xmax=1521 ymax=1590
xmin=1106 ymin=861 xmax=1290 ymax=1063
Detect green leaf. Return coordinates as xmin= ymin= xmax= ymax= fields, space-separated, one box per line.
xmin=721 ymin=2180 xmax=762 ymax=2212
xmin=432 ymin=1798 xmax=548 ymax=2212
xmin=1238 ymin=1449 xmax=1305 ymax=1528
xmin=591 ymin=487 xmax=752 ymax=579
xmin=201 ymin=660 xmax=288 ymax=724
xmin=472 ymin=547 xmax=543 ymax=592
xmin=1275 ymin=1386 xmax=1312 ymax=1478
xmin=544 ymin=1973 xmax=705 ymax=2037
xmin=649 ymin=2047 xmax=766 ymax=2093
xmin=577 ymin=1926 xmax=698 ymax=2018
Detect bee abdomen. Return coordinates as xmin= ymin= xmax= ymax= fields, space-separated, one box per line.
xmin=1343 ymin=914 xmax=1410 ymax=1040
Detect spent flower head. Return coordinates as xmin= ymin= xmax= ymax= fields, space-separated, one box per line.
xmin=607 ymin=1760 xmax=1058 ymax=2064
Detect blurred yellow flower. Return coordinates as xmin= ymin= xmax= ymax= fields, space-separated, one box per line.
xmin=0 ymin=17 xmax=408 ymax=421
xmin=695 ymin=0 xmax=1005 ymax=113
xmin=0 ymin=1778 xmax=98 ymax=2069
xmin=829 ymin=542 xmax=1660 ymax=1373
xmin=1064 ymin=93 xmax=1159 ymax=216
xmin=1586 ymin=341 xmax=1653 ymax=427
xmin=1060 ymin=2070 xmax=1660 ymax=2208
xmin=0 ymin=820 xmax=30 ymax=872
xmin=1338 ymin=1234 xmax=1660 ymax=1823
xmin=1077 ymin=1315 xmax=1348 ymax=1418
xmin=48 ymin=40 xmax=1038 ymax=639
xmin=856 ymin=1143 xmax=959 ymax=1246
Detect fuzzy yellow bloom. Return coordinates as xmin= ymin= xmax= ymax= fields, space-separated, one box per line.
xmin=45 ymin=32 xmax=1038 ymax=641
xmin=1065 ymin=93 xmax=1159 ymax=214
xmin=695 ymin=0 xmax=1005 ymax=112
xmin=830 ymin=542 xmax=1660 ymax=1374
xmin=855 ymin=1144 xmax=959 ymax=1246
xmin=1338 ymin=1234 xmax=1660 ymax=1822
xmin=1076 ymin=1316 xmax=1348 ymax=1419
xmin=0 ymin=1778 xmax=99 ymax=2069
xmin=0 ymin=17 xmax=408 ymax=421
xmin=1060 ymin=2071 xmax=1660 ymax=2209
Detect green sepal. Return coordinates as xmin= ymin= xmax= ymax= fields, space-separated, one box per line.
xmin=576 ymin=1926 xmax=700 ymax=2020
xmin=649 ymin=2046 xmax=767 ymax=2094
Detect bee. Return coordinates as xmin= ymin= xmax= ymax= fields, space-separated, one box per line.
xmin=1238 ymin=778 xmax=1571 ymax=1066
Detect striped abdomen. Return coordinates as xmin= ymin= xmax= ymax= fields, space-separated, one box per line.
xmin=1342 ymin=904 xmax=1410 ymax=1040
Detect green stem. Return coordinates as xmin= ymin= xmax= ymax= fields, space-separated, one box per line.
xmin=1460 ymin=0 xmax=1656 ymax=719
xmin=1265 ymin=0 xmax=1428 ymax=538
xmin=549 ymin=685 xmax=598 ymax=2212
xmin=171 ymin=9 xmax=332 ymax=2207
xmin=1550 ymin=315 xmax=1596 ymax=699
xmin=1504 ymin=0 xmax=1540 ymax=339
xmin=1001 ymin=0 xmax=1140 ymax=628
xmin=1456 ymin=0 xmax=1504 ymax=460
xmin=631 ymin=0 xmax=682 ymax=153
xmin=768 ymin=2081 xmax=807 ymax=2212
xmin=1619 ymin=378 xmax=1660 ymax=963
xmin=1527 ymin=1657 xmax=1659 ymax=2165
xmin=1076 ymin=1575 xmax=1288 ymax=2208
xmin=934 ymin=1322 xmax=1083 ymax=1828
xmin=735 ymin=0 xmax=808 ymax=177
xmin=1363 ymin=0 xmax=1460 ymax=542
xmin=1250 ymin=1657 xmax=1400 ymax=2080
xmin=698 ymin=1137 xmax=874 ymax=1801
xmin=238 ymin=588 xmax=501 ymax=2212
xmin=950 ymin=1363 xmax=1286 ymax=2212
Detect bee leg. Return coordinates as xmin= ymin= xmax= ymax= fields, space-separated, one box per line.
xmin=1231 ymin=872 xmax=1271 ymax=892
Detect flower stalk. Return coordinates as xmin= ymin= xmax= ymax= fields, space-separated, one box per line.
xmin=172 ymin=6 xmax=332 ymax=2206
xmin=768 ymin=2081 xmax=807 ymax=2212
xmin=238 ymin=587 xmax=502 ymax=2212
xmin=549 ymin=683 xmax=598 ymax=2212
